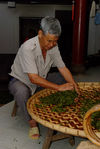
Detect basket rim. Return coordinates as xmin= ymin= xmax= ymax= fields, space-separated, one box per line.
xmin=83 ymin=104 xmax=100 ymax=146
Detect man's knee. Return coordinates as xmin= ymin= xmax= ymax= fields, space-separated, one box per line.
xmin=15 ymin=85 xmax=30 ymax=101
xmin=9 ymin=79 xmax=31 ymax=103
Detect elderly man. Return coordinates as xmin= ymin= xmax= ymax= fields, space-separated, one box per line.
xmin=9 ymin=16 xmax=79 ymax=139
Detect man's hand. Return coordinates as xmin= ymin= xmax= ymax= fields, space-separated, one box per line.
xmin=58 ymin=66 xmax=80 ymax=94
xmin=73 ymin=83 xmax=80 ymax=95
xmin=28 ymin=73 xmax=80 ymax=94
xmin=58 ymin=83 xmax=75 ymax=91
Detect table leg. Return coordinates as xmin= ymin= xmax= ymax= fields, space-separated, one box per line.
xmin=42 ymin=128 xmax=54 ymax=149
xmin=42 ymin=128 xmax=75 ymax=149
xmin=69 ymin=136 xmax=75 ymax=146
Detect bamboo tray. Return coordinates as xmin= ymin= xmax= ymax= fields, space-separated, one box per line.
xmin=27 ymin=82 xmax=100 ymax=140
xmin=83 ymin=104 xmax=100 ymax=146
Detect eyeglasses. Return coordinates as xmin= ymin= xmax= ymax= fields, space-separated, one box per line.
xmin=43 ymin=34 xmax=58 ymax=45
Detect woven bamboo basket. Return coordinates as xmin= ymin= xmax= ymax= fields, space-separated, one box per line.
xmin=27 ymin=82 xmax=100 ymax=142
xmin=83 ymin=104 xmax=100 ymax=146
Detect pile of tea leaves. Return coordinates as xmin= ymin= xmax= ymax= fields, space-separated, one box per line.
xmin=35 ymin=90 xmax=78 ymax=113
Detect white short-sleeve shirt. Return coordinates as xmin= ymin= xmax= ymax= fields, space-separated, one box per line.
xmin=9 ymin=35 xmax=65 ymax=94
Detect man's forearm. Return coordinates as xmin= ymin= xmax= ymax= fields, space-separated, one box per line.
xmin=58 ymin=66 xmax=76 ymax=85
xmin=28 ymin=73 xmax=76 ymax=92
xmin=28 ymin=73 xmax=59 ymax=90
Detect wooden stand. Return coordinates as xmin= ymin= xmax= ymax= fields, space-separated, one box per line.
xmin=42 ymin=128 xmax=75 ymax=149
xmin=11 ymin=101 xmax=17 ymax=117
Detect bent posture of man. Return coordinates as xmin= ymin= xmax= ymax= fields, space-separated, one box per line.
xmin=9 ymin=16 xmax=79 ymax=139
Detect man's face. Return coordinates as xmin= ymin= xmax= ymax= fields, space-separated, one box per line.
xmin=38 ymin=30 xmax=59 ymax=51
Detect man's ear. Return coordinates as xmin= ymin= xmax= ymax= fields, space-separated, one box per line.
xmin=38 ymin=30 xmax=43 ymax=38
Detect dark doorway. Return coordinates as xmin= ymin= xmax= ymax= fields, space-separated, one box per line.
xmin=55 ymin=10 xmax=73 ymax=68
xmin=19 ymin=17 xmax=42 ymax=45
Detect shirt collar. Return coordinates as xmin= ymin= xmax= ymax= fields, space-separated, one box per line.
xmin=34 ymin=35 xmax=52 ymax=67
xmin=34 ymin=35 xmax=42 ymax=56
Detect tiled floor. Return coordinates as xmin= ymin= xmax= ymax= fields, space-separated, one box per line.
xmin=0 ymin=66 xmax=100 ymax=149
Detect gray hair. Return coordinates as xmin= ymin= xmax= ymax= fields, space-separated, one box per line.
xmin=40 ymin=16 xmax=61 ymax=36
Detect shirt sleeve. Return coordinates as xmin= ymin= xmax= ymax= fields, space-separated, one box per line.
xmin=19 ymin=46 xmax=38 ymax=74
xmin=50 ymin=46 xmax=65 ymax=68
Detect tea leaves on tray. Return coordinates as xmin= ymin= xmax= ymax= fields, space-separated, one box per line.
xmin=36 ymin=90 xmax=78 ymax=113
xmin=35 ymin=87 xmax=100 ymax=131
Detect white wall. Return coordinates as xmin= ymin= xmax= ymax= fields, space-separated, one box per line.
xmin=0 ymin=3 xmax=100 ymax=55
xmin=88 ymin=17 xmax=100 ymax=55
xmin=0 ymin=3 xmax=71 ymax=54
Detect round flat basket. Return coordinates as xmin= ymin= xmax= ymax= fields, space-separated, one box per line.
xmin=27 ymin=82 xmax=100 ymax=139
xmin=83 ymin=104 xmax=100 ymax=146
